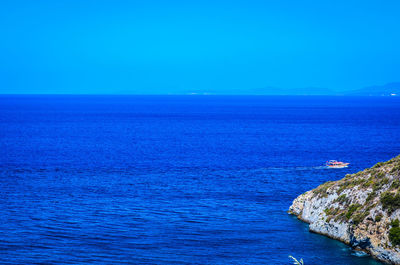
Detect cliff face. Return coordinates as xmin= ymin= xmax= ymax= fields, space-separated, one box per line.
xmin=289 ymin=155 xmax=400 ymax=264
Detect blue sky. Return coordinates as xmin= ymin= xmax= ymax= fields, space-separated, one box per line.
xmin=1 ymin=0 xmax=399 ymax=94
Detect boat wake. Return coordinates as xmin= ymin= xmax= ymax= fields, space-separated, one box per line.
xmin=254 ymin=166 xmax=330 ymax=172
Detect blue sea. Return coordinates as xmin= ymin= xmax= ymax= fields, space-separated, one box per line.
xmin=1 ymin=95 xmax=400 ymax=265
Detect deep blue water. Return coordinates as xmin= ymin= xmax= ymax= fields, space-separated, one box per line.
xmin=1 ymin=95 xmax=400 ymax=265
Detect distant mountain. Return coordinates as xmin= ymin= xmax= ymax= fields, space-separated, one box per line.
xmin=236 ymin=86 xmax=336 ymax=95
xmin=185 ymin=86 xmax=335 ymax=96
xmin=183 ymin=82 xmax=400 ymax=96
xmin=346 ymin=82 xmax=400 ymax=96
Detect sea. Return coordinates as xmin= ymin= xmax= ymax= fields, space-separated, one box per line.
xmin=1 ymin=95 xmax=400 ymax=265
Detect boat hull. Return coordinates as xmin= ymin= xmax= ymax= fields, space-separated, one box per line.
xmin=327 ymin=163 xmax=349 ymax=168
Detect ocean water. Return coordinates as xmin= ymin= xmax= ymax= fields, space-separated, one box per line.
xmin=1 ymin=95 xmax=400 ymax=265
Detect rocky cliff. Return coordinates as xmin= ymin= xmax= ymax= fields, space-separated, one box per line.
xmin=289 ymin=155 xmax=400 ymax=264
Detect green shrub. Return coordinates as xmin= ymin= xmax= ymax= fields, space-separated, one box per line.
xmin=373 ymin=162 xmax=384 ymax=169
xmin=352 ymin=178 xmax=364 ymax=186
xmin=334 ymin=194 xmax=348 ymax=204
xmin=375 ymin=214 xmax=383 ymax=222
xmin=366 ymin=191 xmax=376 ymax=202
xmin=362 ymin=177 xmax=374 ymax=188
xmin=376 ymin=172 xmax=385 ymax=178
xmin=373 ymin=178 xmax=389 ymax=192
xmin=337 ymin=181 xmax=356 ymax=194
xmin=383 ymin=177 xmax=389 ymax=184
xmin=365 ymin=204 xmax=375 ymax=212
xmin=324 ymin=207 xmax=334 ymax=215
xmin=381 ymin=192 xmax=400 ymax=214
xmin=352 ymin=211 xmax=369 ymax=226
xmin=373 ymin=182 xmax=382 ymax=192
xmin=334 ymin=212 xmax=346 ymax=222
xmin=391 ymin=219 xmax=399 ymax=228
xmin=391 ymin=166 xmax=400 ymax=174
xmin=314 ymin=181 xmax=335 ymax=198
xmin=346 ymin=204 xmax=361 ymax=219
xmin=391 ymin=180 xmax=400 ymax=190
xmin=389 ymin=227 xmax=400 ymax=246
xmin=337 ymin=185 xmax=346 ymax=194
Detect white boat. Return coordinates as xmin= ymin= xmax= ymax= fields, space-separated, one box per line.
xmin=326 ymin=160 xmax=349 ymax=168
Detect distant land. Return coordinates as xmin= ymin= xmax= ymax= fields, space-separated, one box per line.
xmin=2 ymin=82 xmax=400 ymax=96
xmin=186 ymin=86 xmax=336 ymax=96
xmin=185 ymin=82 xmax=400 ymax=96
xmin=346 ymin=82 xmax=400 ymax=96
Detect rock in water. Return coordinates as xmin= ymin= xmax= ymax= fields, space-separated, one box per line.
xmin=289 ymin=155 xmax=400 ymax=264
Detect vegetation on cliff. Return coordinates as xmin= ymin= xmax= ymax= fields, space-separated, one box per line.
xmin=312 ymin=155 xmax=400 ymax=236
xmin=289 ymin=155 xmax=400 ymax=264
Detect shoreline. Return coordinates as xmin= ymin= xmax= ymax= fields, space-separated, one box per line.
xmin=289 ymin=211 xmax=386 ymax=264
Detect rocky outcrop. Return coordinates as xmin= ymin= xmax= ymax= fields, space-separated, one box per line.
xmin=289 ymin=155 xmax=400 ymax=264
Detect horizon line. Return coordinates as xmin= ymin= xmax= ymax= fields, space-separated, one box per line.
xmin=0 ymin=93 xmax=393 ymax=97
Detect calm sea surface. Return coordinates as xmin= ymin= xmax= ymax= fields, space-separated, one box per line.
xmin=1 ymin=95 xmax=400 ymax=264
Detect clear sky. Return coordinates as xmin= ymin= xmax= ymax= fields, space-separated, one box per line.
xmin=1 ymin=0 xmax=399 ymax=94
